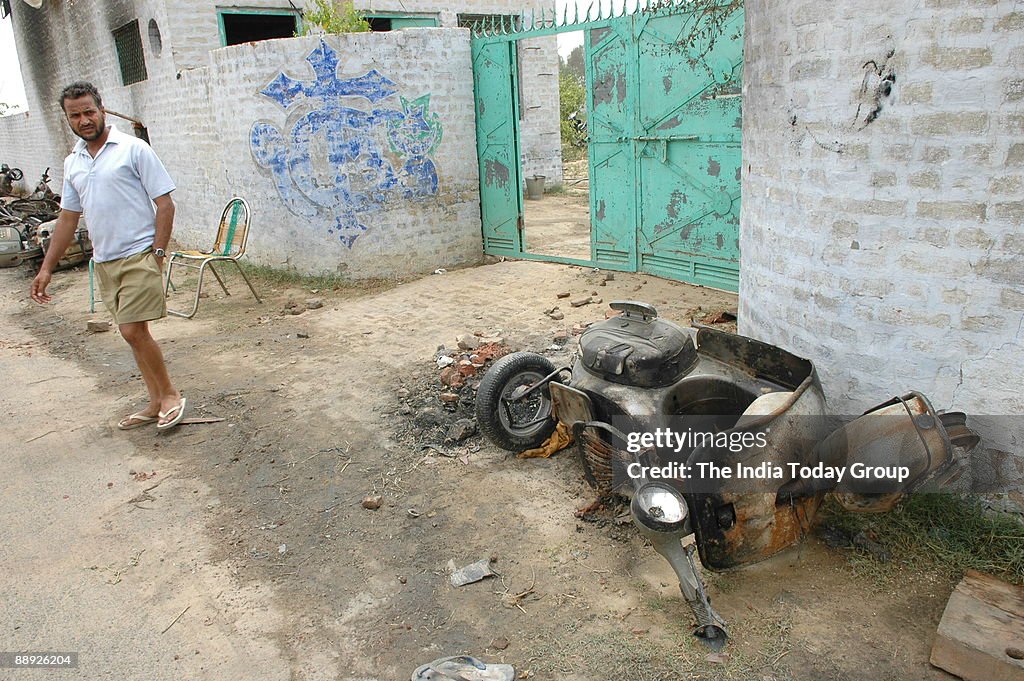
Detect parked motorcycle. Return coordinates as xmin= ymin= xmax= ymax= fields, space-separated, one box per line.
xmin=28 ymin=167 xmax=58 ymax=202
xmin=0 ymin=222 xmax=27 ymax=268
xmin=0 ymin=201 xmax=36 ymax=268
xmin=0 ymin=170 xmax=91 ymax=272
xmin=476 ymin=301 xmax=979 ymax=648
xmin=0 ymin=164 xmax=24 ymax=196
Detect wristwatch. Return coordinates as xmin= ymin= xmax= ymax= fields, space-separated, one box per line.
xmin=154 ymin=248 xmax=166 ymax=257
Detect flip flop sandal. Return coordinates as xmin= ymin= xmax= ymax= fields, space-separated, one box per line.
xmin=118 ymin=412 xmax=158 ymax=430
xmin=411 ymin=656 xmax=516 ymax=681
xmin=156 ymin=397 xmax=188 ymax=432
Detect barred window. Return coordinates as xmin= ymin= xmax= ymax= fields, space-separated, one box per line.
xmin=113 ymin=19 xmax=147 ymax=85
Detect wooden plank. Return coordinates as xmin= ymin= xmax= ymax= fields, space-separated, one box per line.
xmin=930 ymin=570 xmax=1024 ymax=681
xmin=961 ymin=570 xmax=1024 ymax=617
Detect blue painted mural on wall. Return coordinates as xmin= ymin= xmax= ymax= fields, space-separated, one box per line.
xmin=250 ymin=39 xmax=443 ymax=247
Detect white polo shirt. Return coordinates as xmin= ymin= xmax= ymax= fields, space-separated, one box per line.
xmin=61 ymin=126 xmax=176 ymax=263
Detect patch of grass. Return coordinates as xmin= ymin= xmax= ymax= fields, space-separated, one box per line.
xmin=641 ymin=593 xmax=673 ymax=612
xmin=522 ymin=606 xmax=794 ymax=681
xmin=704 ymin=570 xmax=736 ymax=594
xmin=717 ymin=608 xmax=794 ymax=679
xmin=821 ymin=494 xmax=1024 ymax=584
xmin=525 ymin=621 xmax=712 ymax=680
xmin=237 ymin=261 xmax=401 ymax=294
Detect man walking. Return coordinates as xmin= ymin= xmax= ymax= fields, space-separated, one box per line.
xmin=30 ymin=81 xmax=186 ymax=432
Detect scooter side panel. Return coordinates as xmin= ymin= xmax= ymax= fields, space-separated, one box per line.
xmin=687 ymin=379 xmax=832 ymax=570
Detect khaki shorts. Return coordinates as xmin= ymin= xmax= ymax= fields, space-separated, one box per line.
xmin=95 ymin=249 xmax=167 ymax=325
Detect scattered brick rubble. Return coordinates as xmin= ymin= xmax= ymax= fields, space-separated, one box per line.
xmin=389 ymin=293 xmax=738 ymax=455
xmin=390 ymin=333 xmax=512 ymax=452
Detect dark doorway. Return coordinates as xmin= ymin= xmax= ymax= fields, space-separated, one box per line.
xmin=220 ymin=12 xmax=298 ymax=46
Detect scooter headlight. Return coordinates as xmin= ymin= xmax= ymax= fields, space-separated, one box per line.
xmin=631 ymin=482 xmax=689 ymax=533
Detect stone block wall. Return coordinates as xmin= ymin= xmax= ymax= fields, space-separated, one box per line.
xmin=0 ymin=110 xmax=62 ymax=195
xmin=741 ymin=0 xmax=1024 ymax=491
xmin=151 ymin=0 xmax=562 ymax=183
xmin=202 ymin=30 xmax=483 ymax=278
xmin=518 ymin=35 xmax=564 ymax=186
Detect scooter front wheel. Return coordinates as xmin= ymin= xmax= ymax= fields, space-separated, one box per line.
xmin=476 ymin=352 xmax=557 ymax=451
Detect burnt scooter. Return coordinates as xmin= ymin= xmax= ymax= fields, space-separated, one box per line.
xmin=14 ymin=169 xmax=93 ymax=272
xmin=476 ymin=301 xmax=979 ymax=648
xmin=1 ymin=164 xmax=24 ymax=196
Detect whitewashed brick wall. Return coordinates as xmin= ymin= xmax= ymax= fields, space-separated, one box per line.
xmin=3 ymin=0 xmax=483 ymax=279
xmin=164 ymin=0 xmax=558 ymax=68
xmin=3 ymin=0 xmax=570 ymax=275
xmin=519 ymin=35 xmax=564 ymax=186
xmin=3 ymin=0 xmax=180 ymax=188
xmin=160 ymin=0 xmax=562 ymax=183
xmin=192 ymin=30 xmax=483 ymax=277
xmin=741 ymin=0 xmax=1024 ymax=491
xmin=0 ymin=110 xmax=62 ymax=194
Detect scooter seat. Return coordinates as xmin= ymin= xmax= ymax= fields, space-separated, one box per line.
xmin=580 ymin=314 xmax=697 ymax=388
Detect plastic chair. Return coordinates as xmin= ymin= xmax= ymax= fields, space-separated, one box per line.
xmin=163 ymin=197 xmax=261 ymax=318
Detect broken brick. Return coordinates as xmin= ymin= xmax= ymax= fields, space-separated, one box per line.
xmin=439 ymin=366 xmax=459 ymax=387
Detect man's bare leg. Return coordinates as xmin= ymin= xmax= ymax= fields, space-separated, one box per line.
xmin=126 ymin=343 xmax=162 ymax=417
xmin=119 ymin=321 xmax=181 ymax=422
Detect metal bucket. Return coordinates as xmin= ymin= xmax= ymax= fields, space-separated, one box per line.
xmin=525 ymin=175 xmax=546 ymax=200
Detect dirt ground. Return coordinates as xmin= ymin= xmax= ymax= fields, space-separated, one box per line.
xmin=523 ymin=193 xmax=591 ymax=261
xmin=522 ymin=159 xmax=591 ymax=261
xmin=1 ymin=259 xmax=961 ymax=681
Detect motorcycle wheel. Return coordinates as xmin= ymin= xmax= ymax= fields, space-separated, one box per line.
xmin=476 ymin=352 xmax=558 ymax=452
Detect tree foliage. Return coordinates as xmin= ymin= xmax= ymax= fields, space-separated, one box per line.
xmin=660 ymin=0 xmax=743 ymax=77
xmin=558 ymin=71 xmax=586 ymax=150
xmin=301 ymin=0 xmax=370 ymax=35
xmin=561 ymin=45 xmax=585 ymax=82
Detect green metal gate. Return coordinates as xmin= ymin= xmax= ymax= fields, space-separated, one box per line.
xmin=472 ymin=2 xmax=743 ymax=290
xmin=472 ymin=39 xmax=524 ymax=255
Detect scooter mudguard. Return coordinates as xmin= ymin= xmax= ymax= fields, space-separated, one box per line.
xmin=820 ymin=393 xmax=977 ymax=513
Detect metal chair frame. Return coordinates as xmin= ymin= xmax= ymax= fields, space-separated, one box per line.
xmin=163 ymin=197 xmax=261 ymax=318
xmin=88 ymin=258 xmax=99 ymax=313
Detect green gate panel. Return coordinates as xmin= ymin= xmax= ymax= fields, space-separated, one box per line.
xmin=587 ymin=24 xmax=638 ymax=270
xmin=472 ymin=40 xmax=523 ymax=255
xmin=634 ymin=7 xmax=743 ymax=291
xmin=470 ymin=2 xmax=743 ymax=285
